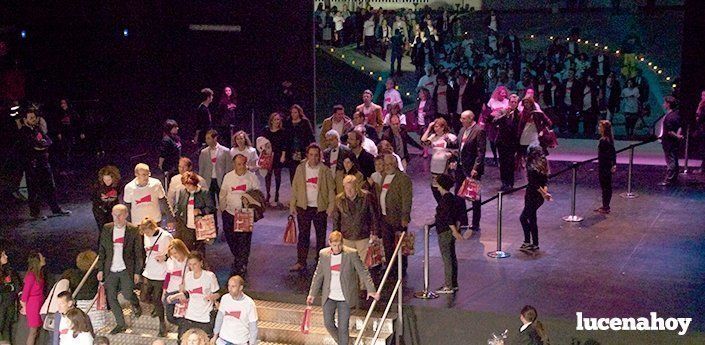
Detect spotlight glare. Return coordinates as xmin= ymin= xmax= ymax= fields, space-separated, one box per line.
xmin=369 ymin=71 xmax=374 ymax=75
xmin=406 ymin=92 xmax=410 ymax=96
xmin=123 ymin=28 xmax=129 ymax=37
xmin=594 ymin=43 xmax=598 ymax=47
xmin=378 ymin=76 xmax=382 ymax=81
xmin=341 ymin=54 xmax=345 ymax=58
xmin=666 ymin=76 xmax=671 ymax=81
xmin=672 ymin=83 xmax=677 ymax=88
xmin=615 ymin=50 xmax=620 ymax=54
xmin=20 ymin=30 xmax=27 ymax=39
xmin=648 ymin=62 xmax=652 ymax=66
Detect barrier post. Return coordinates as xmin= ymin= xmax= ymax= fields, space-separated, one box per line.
xmin=414 ymin=225 xmax=438 ymax=299
xmin=487 ymin=192 xmax=510 ymax=258
xmin=562 ymin=163 xmax=584 ymax=222
xmin=620 ymin=146 xmax=639 ymax=199
xmin=682 ymin=125 xmax=690 ymax=174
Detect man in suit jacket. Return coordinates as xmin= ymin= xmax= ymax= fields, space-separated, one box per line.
xmin=322 ymin=130 xmax=354 ymax=175
xmin=375 ymin=154 xmax=413 ymax=276
xmin=96 ymin=204 xmax=144 ymax=334
xmin=455 ymin=110 xmax=486 ymax=232
xmin=493 ymin=95 xmax=520 ymax=191
xmin=307 ymin=231 xmax=379 ymax=345
xmin=320 ymin=105 xmax=354 ymax=149
xmin=289 ymin=144 xmax=336 ymax=272
xmin=198 ymin=129 xmax=232 ymax=207
xmin=346 ymin=129 xmax=375 ymax=178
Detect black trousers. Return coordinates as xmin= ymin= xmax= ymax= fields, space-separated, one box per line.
xmin=222 ymin=211 xmax=253 ymax=276
xmin=437 ymin=230 xmax=458 ymax=288
xmin=599 ymin=169 xmax=612 ymax=209
xmin=164 ymin=300 xmax=180 ymax=327
xmin=662 ymin=142 xmax=679 ymax=183
xmin=140 ymin=278 xmax=165 ymax=325
xmin=26 ymin=161 xmax=61 ymax=216
xmin=265 ymin=167 xmax=283 ymax=203
xmin=520 ymin=194 xmax=544 ymax=246
xmin=454 ymin=168 xmax=481 ymax=230
xmin=174 ymin=222 xmax=206 ymax=256
xmin=104 ymin=270 xmax=140 ymax=328
xmin=381 ymin=221 xmax=408 ymax=276
xmin=496 ymin=142 xmax=517 ymax=189
xmin=178 ymin=315 xmax=214 ymax=341
xmin=296 ymin=207 xmax=328 ymax=266
xmin=390 ymin=52 xmax=402 ymax=75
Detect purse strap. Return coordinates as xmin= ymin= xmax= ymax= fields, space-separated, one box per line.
xmin=142 ymin=231 xmax=163 ymax=271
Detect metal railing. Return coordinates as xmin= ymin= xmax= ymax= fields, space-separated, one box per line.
xmin=354 ymin=232 xmax=405 ymax=345
xmin=73 ymin=256 xmax=101 ymax=313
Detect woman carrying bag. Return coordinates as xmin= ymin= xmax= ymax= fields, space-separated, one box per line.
xmin=172 ymin=172 xmax=216 ymax=255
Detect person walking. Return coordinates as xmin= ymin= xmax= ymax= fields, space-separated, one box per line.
xmin=519 ymin=146 xmax=552 ymax=252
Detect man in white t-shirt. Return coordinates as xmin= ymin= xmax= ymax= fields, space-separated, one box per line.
xmin=219 ymin=154 xmax=261 ymax=277
xmin=307 ymin=231 xmax=378 ymax=345
xmin=139 ymin=219 xmax=173 ymax=336
xmin=123 ymin=163 xmax=172 ymax=225
xmin=167 ymin=157 xmax=208 ymax=211
xmin=383 ymin=78 xmax=403 ymax=115
xmin=417 ymin=65 xmax=437 ymax=95
xmin=212 ymin=276 xmax=258 ymax=345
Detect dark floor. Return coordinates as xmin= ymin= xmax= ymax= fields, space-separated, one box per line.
xmin=2 ymin=143 xmax=704 ymax=343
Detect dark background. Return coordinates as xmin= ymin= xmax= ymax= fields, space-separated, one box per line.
xmin=0 ymin=0 xmax=314 ymax=145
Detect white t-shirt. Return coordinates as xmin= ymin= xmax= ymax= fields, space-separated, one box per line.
xmin=417 ymin=100 xmax=427 ymax=126
xmin=363 ymin=19 xmax=375 ymax=36
xmin=456 ymin=84 xmax=467 ymax=114
xmin=142 ymin=229 xmax=172 ymax=281
xmin=362 ymin=138 xmax=378 ymax=156
xmin=371 ymin=172 xmax=383 ymax=186
xmin=383 ymin=113 xmax=407 ymax=126
xmin=520 ymin=122 xmax=539 ymax=146
xmin=380 ymin=174 xmax=395 ymax=215
xmin=58 ymin=313 xmax=71 ymax=344
xmin=184 ymin=270 xmax=219 ymax=323
xmin=487 ymin=98 xmax=509 ymax=112
xmin=123 ymin=177 xmax=166 ymax=223
xmin=427 ymin=133 xmax=457 ymax=174
xmin=328 ymin=252 xmax=345 ymax=301
xmin=210 ymin=148 xmax=218 ymax=179
xmin=383 ymin=89 xmax=403 ymax=113
xmin=230 ymin=146 xmax=259 ymax=171
xmin=333 ymin=15 xmax=345 ymax=31
xmin=417 ymin=74 xmax=437 ymax=95
xmin=564 ymin=80 xmax=574 ymax=106
xmin=165 ymin=257 xmax=188 ymax=293
xmin=218 ymin=293 xmax=259 ymax=344
xmin=220 ymin=170 xmax=260 ymax=215
xmin=62 ymin=331 xmax=93 ymax=345
xmin=110 ymin=225 xmax=127 ymax=273
xmin=305 ymin=164 xmax=320 ymax=208
xmin=186 ymin=192 xmax=196 ymax=229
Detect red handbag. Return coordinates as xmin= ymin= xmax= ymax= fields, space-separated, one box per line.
xmin=283 ymin=215 xmax=297 ymax=244
xmin=95 ymin=283 xmax=107 ymax=311
xmin=195 ymin=214 xmax=217 ymax=241
xmin=234 ymin=209 xmax=254 ymax=232
xmin=364 ymin=237 xmax=385 ymax=268
xmin=258 ymin=153 xmax=274 ymax=171
xmin=458 ymin=177 xmax=481 ymax=201
xmin=301 ymin=306 xmax=312 ymax=334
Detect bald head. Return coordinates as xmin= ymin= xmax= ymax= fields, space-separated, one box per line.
xmin=228 ymin=275 xmax=245 ymax=298
xmin=460 ymin=110 xmax=475 ymax=128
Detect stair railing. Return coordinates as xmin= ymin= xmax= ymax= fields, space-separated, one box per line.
xmin=354 ymin=232 xmax=405 ymax=345
xmin=73 ymin=256 xmax=101 ymax=313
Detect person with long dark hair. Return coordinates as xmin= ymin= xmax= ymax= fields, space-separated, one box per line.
xmin=519 ymin=146 xmax=552 ymax=252
xmin=260 ymin=112 xmax=287 ymax=207
xmin=514 ymin=305 xmax=549 ymax=344
xmin=285 ymin=105 xmax=315 ymax=184
xmin=159 ymin=119 xmax=181 ymax=177
xmin=595 ymin=120 xmax=616 ymax=214
xmin=218 ymin=86 xmax=238 ymax=138
xmin=92 ymin=165 xmax=121 ymax=231
xmin=21 ymin=251 xmax=45 ymax=345
xmin=0 ymin=247 xmax=20 ymax=343
xmin=62 ymin=308 xmax=95 ymax=344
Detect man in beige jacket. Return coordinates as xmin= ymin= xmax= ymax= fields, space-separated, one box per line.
xmin=289 ymin=143 xmax=336 ymax=272
xmin=307 ymin=231 xmax=379 ymax=345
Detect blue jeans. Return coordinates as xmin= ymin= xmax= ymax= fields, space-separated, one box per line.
xmin=323 ymin=299 xmax=351 ymax=345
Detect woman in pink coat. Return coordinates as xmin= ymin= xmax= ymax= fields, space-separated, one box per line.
xmin=21 ymin=251 xmax=45 ymax=345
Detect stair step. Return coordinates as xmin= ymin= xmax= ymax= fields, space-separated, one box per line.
xmin=95 ymin=327 xmax=177 ymax=345
xmin=255 ymin=299 xmax=396 ymax=334
xmin=258 ymin=320 xmax=392 ymax=345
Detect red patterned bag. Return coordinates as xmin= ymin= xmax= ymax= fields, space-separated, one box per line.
xmin=258 ymin=153 xmax=273 ymax=171
xmin=95 ymin=283 xmax=107 ymax=311
xmin=364 ymin=237 xmax=385 ymax=268
xmin=458 ymin=177 xmax=481 ymax=201
xmin=174 ymin=299 xmax=188 ymax=318
xmin=301 ymin=306 xmax=312 ymax=334
xmin=283 ymin=215 xmax=297 ymax=244
xmin=195 ymin=214 xmax=217 ymax=241
xmin=234 ymin=209 xmax=254 ymax=232
xmin=394 ymin=231 xmax=416 ymax=256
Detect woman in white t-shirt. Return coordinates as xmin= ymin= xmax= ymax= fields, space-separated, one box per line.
xmin=61 ymin=308 xmax=94 ymax=345
xmin=230 ymin=131 xmax=259 ymax=172
xmin=420 ymin=118 xmax=457 ymax=202
xmin=483 ymin=86 xmax=510 ymax=165
xmin=178 ymin=252 xmax=220 ymax=339
xmin=139 ymin=218 xmax=173 ymax=336
xmin=164 ymin=238 xmax=190 ymax=329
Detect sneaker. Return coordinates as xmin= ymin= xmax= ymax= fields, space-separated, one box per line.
xmin=435 ymin=286 xmax=456 ymax=294
xmin=519 ymin=243 xmax=532 ymax=250
xmin=529 ymin=245 xmax=540 ymax=251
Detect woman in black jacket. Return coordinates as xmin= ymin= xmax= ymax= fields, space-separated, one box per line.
xmin=0 ymin=246 xmax=20 ymax=343
xmin=519 ymin=146 xmax=552 ymax=252
xmin=260 ymin=112 xmax=288 ymax=208
xmin=91 ymin=165 xmax=121 ymax=231
xmin=285 ymin=104 xmax=315 ymax=183
xmin=513 ymin=305 xmax=549 ymax=345
xmin=595 ymin=120 xmax=616 ymax=214
xmin=173 ymin=171 xmax=215 ymax=255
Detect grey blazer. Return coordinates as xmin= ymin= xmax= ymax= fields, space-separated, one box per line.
xmin=308 ymin=246 xmax=376 ymax=307
xmin=198 ymin=144 xmax=232 ymax=187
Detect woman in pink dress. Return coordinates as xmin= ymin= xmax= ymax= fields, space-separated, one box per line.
xmin=20 ymin=251 xmax=45 ymax=345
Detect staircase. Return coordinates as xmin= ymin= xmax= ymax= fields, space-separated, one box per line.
xmin=96 ymin=299 xmax=396 ymax=345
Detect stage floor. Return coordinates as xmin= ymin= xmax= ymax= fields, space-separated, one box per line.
xmin=3 ymin=141 xmax=704 ymax=343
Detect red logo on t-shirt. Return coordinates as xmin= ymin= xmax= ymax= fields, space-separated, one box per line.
xmin=231 ymin=184 xmax=247 ymax=192
xmin=438 ymin=91 xmax=446 ymax=96
xmin=434 ymin=142 xmax=445 ymax=148
xmin=113 ymin=237 xmax=124 ymax=244
xmin=101 ymin=189 xmax=117 ymax=200
xmin=331 ymin=264 xmax=341 ymax=272
xmin=211 ymin=157 xmax=216 ymax=164
xmin=189 ymin=286 xmax=203 ymax=295
xmin=171 ymin=270 xmax=182 ymax=277
xmin=187 ymin=199 xmax=195 ymax=205
xmin=60 ymin=328 xmax=69 ymax=335
xmin=147 ymin=244 xmax=159 ymax=252
xmin=306 ymin=177 xmax=318 ymax=184
xmin=135 ymin=195 xmax=152 ymax=205
xmin=226 ymin=310 xmax=241 ymax=319
xmin=382 ymin=183 xmax=390 ymax=190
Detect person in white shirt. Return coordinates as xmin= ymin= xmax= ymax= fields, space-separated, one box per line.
xmin=383 ymin=78 xmax=403 ymax=116
xmin=54 ymin=291 xmax=75 ymax=345
xmin=177 ymin=252 xmax=220 ymax=339
xmin=123 ymin=163 xmax=171 ymax=225
xmin=163 ymin=239 xmax=190 ymax=329
xmin=417 ymin=65 xmax=437 ymax=95
xmin=138 ymin=219 xmax=173 ymax=337
xmin=219 ymin=154 xmax=261 ymax=277
xmin=333 ymin=11 xmax=345 ymax=46
xmin=166 ymin=157 xmax=208 ymax=212
xmin=230 ymin=131 xmax=259 ymax=172
xmin=211 ymin=276 xmax=258 ymax=345
xmin=61 ymin=308 xmax=95 ymax=345
xmin=198 ymin=129 xmax=232 ymax=207
xmin=420 ymin=118 xmax=458 ymax=202
xmin=363 ymin=14 xmax=376 ymax=57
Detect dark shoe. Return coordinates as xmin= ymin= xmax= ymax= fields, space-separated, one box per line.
xmin=158 ymin=323 xmax=167 ymax=337
xmin=289 ymin=263 xmax=305 ymax=272
xmin=593 ymin=207 xmax=610 ymax=214
xmin=132 ymin=306 xmax=142 ymax=318
xmin=529 ymin=245 xmax=540 ymax=251
xmin=110 ymin=325 xmax=126 ymax=334
xmin=52 ymin=209 xmax=72 ymax=216
xmin=519 ymin=242 xmax=532 ymax=250
xmin=435 ymin=286 xmax=456 ymax=294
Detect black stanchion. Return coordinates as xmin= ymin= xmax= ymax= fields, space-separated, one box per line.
xmin=562 ymin=163 xmax=584 ymax=222
xmin=620 ymin=146 xmax=639 ymax=199
xmin=487 ymin=192 xmax=510 ymax=258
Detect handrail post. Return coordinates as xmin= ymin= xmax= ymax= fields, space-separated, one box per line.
xmin=396 ymin=235 xmax=403 ymax=345
xmin=414 ymin=225 xmax=438 ymax=299
xmin=487 ymin=192 xmax=510 ymax=258
xmin=682 ymin=124 xmax=690 ymax=174
xmin=620 ymin=146 xmax=639 ymax=199
xmin=562 ymin=163 xmax=584 ymax=222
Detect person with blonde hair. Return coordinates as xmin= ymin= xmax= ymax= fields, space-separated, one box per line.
xmin=230 ymin=130 xmax=259 ymax=171
xmin=180 ymin=328 xmax=209 ymax=345
xmin=164 ymin=239 xmax=190 ymax=327
xmin=139 ymin=218 xmax=173 ymax=336
xmin=123 ymin=163 xmax=171 ymax=225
